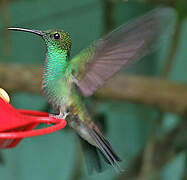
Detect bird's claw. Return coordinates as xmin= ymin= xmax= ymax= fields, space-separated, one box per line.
xmin=61 ymin=111 xmax=69 ymax=119
xmin=49 ymin=111 xmax=69 ymax=120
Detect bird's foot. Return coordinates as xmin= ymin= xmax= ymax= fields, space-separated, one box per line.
xmin=60 ymin=111 xmax=69 ymax=119
xmin=49 ymin=111 xmax=69 ymax=120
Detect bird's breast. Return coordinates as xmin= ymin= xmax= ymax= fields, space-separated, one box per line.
xmin=42 ymin=75 xmax=73 ymax=111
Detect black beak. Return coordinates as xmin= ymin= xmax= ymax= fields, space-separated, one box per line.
xmin=8 ymin=27 xmax=45 ymax=36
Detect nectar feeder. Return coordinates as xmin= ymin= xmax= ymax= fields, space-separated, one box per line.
xmin=0 ymin=93 xmax=66 ymax=149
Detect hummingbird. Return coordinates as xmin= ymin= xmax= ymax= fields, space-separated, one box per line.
xmin=8 ymin=7 xmax=176 ymax=172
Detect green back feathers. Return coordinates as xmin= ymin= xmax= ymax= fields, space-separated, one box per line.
xmin=70 ymin=7 xmax=177 ymax=97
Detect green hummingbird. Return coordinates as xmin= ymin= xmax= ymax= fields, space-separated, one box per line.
xmin=8 ymin=7 xmax=176 ymax=172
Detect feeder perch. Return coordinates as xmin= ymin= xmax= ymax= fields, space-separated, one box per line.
xmin=0 ymin=89 xmax=66 ymax=149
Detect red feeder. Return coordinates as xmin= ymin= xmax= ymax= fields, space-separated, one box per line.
xmin=0 ymin=97 xmax=66 ymax=149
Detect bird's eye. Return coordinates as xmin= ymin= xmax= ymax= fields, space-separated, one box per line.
xmin=53 ymin=33 xmax=61 ymax=40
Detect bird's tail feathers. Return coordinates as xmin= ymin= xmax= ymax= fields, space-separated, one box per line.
xmin=69 ymin=114 xmax=123 ymax=172
xmin=79 ymin=136 xmax=103 ymax=173
xmin=87 ymin=125 xmax=123 ymax=172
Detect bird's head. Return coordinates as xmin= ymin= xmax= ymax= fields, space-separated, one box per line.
xmin=8 ymin=28 xmax=72 ymax=52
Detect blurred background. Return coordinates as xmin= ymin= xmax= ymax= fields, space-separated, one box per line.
xmin=0 ymin=0 xmax=187 ymax=179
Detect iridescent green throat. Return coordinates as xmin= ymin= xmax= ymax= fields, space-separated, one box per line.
xmin=43 ymin=47 xmax=69 ymax=82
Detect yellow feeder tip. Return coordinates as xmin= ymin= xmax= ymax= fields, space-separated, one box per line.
xmin=0 ymin=88 xmax=10 ymax=103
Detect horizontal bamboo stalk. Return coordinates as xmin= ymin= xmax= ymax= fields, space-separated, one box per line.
xmin=1 ymin=63 xmax=187 ymax=114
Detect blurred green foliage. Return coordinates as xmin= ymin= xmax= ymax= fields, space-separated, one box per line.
xmin=0 ymin=0 xmax=187 ymax=180
xmin=176 ymin=0 xmax=187 ymax=20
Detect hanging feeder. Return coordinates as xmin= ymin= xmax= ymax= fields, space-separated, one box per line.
xmin=0 ymin=88 xmax=66 ymax=149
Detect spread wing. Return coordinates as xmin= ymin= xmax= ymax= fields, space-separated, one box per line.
xmin=69 ymin=8 xmax=177 ymax=97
